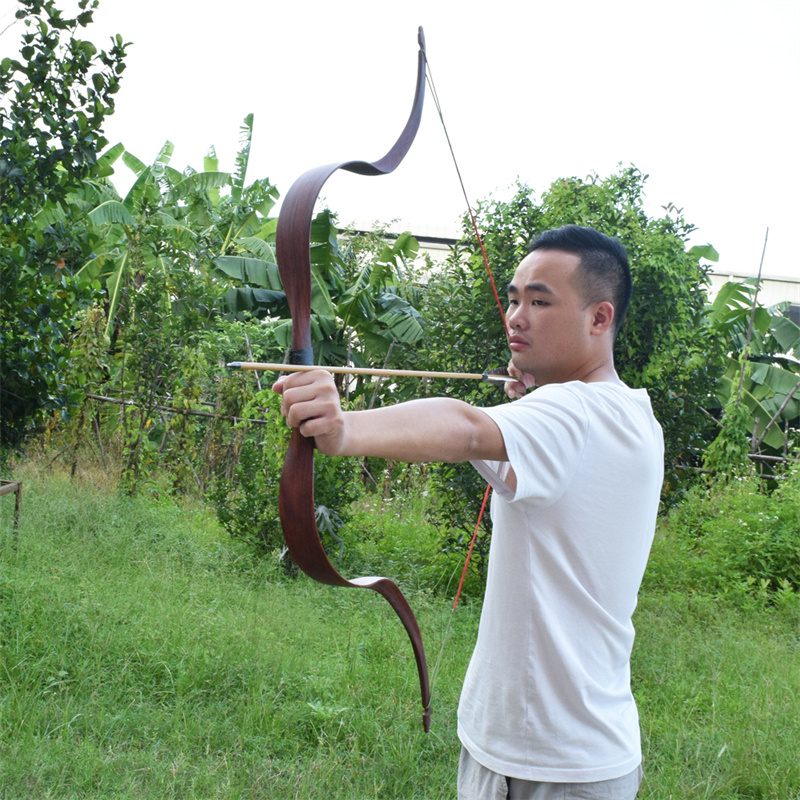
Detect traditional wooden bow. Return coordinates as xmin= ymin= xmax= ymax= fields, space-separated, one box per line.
xmin=274 ymin=28 xmax=431 ymax=732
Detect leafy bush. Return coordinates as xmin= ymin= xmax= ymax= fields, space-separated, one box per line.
xmin=644 ymin=471 xmax=800 ymax=606
xmin=208 ymin=388 xmax=366 ymax=568
xmin=335 ymin=487 xmax=483 ymax=601
xmin=208 ymin=436 xmax=285 ymax=553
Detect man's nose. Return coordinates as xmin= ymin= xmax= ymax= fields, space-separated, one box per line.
xmin=507 ymin=305 xmax=525 ymax=330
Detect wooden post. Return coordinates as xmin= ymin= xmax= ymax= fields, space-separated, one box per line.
xmin=0 ymin=480 xmax=22 ymax=547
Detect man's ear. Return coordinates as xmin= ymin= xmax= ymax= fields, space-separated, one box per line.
xmin=590 ymin=301 xmax=615 ymax=335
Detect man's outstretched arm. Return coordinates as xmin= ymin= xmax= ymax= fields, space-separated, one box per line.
xmin=274 ymin=369 xmax=508 ymax=464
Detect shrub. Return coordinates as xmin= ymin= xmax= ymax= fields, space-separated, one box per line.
xmin=644 ymin=470 xmax=800 ymax=606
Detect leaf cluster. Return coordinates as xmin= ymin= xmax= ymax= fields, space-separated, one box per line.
xmin=1 ymin=0 xmax=127 ymax=448
xmin=0 ymin=0 xmax=127 ymax=220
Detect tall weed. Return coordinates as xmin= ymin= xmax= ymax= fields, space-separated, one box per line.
xmin=644 ymin=470 xmax=800 ymax=605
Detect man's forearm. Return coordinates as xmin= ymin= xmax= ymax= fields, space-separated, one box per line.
xmin=326 ymin=397 xmax=507 ymax=463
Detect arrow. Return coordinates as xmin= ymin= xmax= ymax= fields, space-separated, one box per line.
xmin=227 ymin=362 xmax=517 ymax=384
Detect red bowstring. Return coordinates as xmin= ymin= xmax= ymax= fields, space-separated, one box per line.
xmin=424 ymin=63 xmax=508 ymax=609
xmin=452 ymin=483 xmax=492 ymax=609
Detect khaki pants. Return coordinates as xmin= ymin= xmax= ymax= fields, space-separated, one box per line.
xmin=457 ymin=746 xmax=643 ymax=800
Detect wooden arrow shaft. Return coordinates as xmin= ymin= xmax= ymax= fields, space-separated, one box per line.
xmin=227 ymin=361 xmax=516 ymax=383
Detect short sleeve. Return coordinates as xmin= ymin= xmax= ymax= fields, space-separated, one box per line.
xmin=471 ymin=384 xmax=589 ymax=506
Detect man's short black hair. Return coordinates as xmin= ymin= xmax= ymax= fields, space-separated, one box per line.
xmin=528 ymin=225 xmax=632 ymax=336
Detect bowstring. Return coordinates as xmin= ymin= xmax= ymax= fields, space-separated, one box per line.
xmin=424 ymin=55 xmax=509 ymax=691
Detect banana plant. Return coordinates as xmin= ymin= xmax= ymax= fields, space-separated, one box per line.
xmin=708 ymin=279 xmax=800 ymax=451
xmin=69 ymin=115 xmax=280 ymax=345
xmin=222 ymin=206 xmax=425 ymax=375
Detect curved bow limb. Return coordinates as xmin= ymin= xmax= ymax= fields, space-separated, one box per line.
xmin=275 ymin=27 xmax=431 ymax=732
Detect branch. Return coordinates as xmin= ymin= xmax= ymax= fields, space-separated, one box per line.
xmin=753 ymin=379 xmax=800 ymax=452
xmin=736 ymin=226 xmax=769 ymax=396
xmin=84 ymin=394 xmax=274 ymax=426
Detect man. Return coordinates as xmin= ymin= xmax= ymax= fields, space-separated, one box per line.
xmin=274 ymin=225 xmax=664 ymax=800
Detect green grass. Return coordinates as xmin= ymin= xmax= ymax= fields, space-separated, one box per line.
xmin=634 ymin=594 xmax=799 ymax=798
xmin=1 ymin=471 xmax=798 ymax=798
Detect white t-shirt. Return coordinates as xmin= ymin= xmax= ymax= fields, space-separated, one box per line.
xmin=458 ymin=380 xmax=664 ymax=783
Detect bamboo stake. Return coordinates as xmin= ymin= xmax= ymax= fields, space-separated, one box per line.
xmin=227 ymin=362 xmax=517 ymax=383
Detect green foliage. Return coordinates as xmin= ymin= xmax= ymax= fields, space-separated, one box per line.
xmin=464 ymin=168 xmax=721 ymax=490
xmin=701 ymin=387 xmax=755 ymax=479
xmin=74 ymin=133 xmax=273 ymax=343
xmin=243 ymin=211 xmax=427 ymax=404
xmin=0 ymin=0 xmax=127 ymax=217
xmin=0 ymin=0 xmax=127 ymax=448
xmin=26 ymin=119 xmax=291 ymax=495
xmin=336 ymin=489 xmax=476 ymax=598
xmin=207 ymin=387 xmax=366 ymax=566
xmin=413 ymin=166 xmax=721 ymax=554
xmin=644 ymin=472 xmax=800 ymax=605
xmin=208 ymin=431 xmax=286 ymax=553
xmin=707 ymin=279 xmax=800 ymax=459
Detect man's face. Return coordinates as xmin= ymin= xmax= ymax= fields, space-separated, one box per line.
xmin=505 ymin=249 xmax=598 ymax=385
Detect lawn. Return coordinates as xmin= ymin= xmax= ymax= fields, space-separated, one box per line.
xmin=1 ymin=472 xmax=797 ymax=798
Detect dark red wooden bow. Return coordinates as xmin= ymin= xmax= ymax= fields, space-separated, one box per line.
xmin=274 ymin=28 xmax=431 ymax=732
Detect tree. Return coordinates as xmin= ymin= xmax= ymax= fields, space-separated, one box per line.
xmin=0 ymin=0 xmax=127 ymax=449
xmin=704 ymin=279 xmax=800 ymax=476
xmin=417 ymin=166 xmax=722 ymax=551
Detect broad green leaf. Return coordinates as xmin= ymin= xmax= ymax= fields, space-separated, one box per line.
xmin=238 ymin=237 xmax=277 ymax=263
xmin=708 ymin=280 xmax=754 ymax=320
xmin=214 ymin=256 xmax=278 ymax=288
xmin=123 ymin=165 xmax=161 ymax=208
xmin=359 ymin=331 xmax=394 ymax=361
xmin=154 ymin=164 xmax=180 ymax=185
xmin=255 ymin=192 xmax=278 ymax=218
xmin=310 ymin=271 xmax=336 ymax=318
xmin=771 ymin=315 xmax=800 ymax=354
xmin=94 ymin=142 xmax=125 ymax=177
xmin=749 ymin=361 xmax=800 ymax=395
xmin=34 ymin=201 xmax=68 ymax=228
xmin=173 ymin=170 xmax=231 ymax=198
xmin=88 ymin=200 xmax=137 ymax=226
xmin=103 ymin=250 xmax=129 ymax=340
xmin=204 ymin=147 xmax=219 ymax=173
xmin=222 ymin=287 xmax=285 ymax=318
xmin=272 ymin=319 xmax=292 ymax=348
xmin=121 ymin=150 xmax=146 ymax=175
xmin=689 ymin=243 xmax=719 ymax=262
xmin=154 ymin=141 xmax=174 ymax=165
xmin=718 ymin=375 xmax=785 ymax=449
xmin=232 ymin=113 xmax=253 ymax=203
xmin=376 ymin=292 xmax=424 ymax=343
xmin=258 ymin=218 xmax=278 ymax=239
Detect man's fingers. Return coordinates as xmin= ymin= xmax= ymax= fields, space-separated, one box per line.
xmin=505 ymin=381 xmax=529 ymax=400
xmin=505 ymin=360 xmax=536 ymax=398
xmin=274 ymin=370 xmax=337 ymax=419
xmin=284 ymin=396 xmax=329 ymax=429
